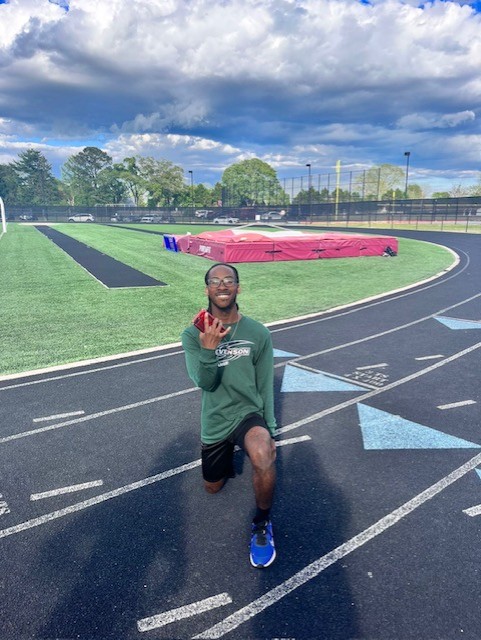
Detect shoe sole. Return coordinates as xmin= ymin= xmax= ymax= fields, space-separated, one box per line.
xmin=250 ymin=548 xmax=276 ymax=568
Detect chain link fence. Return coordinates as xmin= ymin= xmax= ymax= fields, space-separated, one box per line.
xmin=5 ymin=195 xmax=481 ymax=230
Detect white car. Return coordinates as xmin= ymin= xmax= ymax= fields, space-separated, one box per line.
xmin=260 ymin=211 xmax=285 ymax=221
xmin=140 ymin=215 xmax=156 ymax=223
xmin=213 ymin=216 xmax=239 ymax=224
xmin=68 ymin=213 xmax=95 ymax=223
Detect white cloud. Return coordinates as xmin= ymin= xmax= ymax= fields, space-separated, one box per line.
xmin=397 ymin=111 xmax=476 ymax=130
xmin=0 ymin=0 xmax=480 ymax=187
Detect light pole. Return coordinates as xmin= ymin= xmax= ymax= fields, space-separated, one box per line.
xmin=306 ymin=163 xmax=311 ymax=218
xmin=188 ymin=170 xmax=194 ymax=211
xmin=404 ymin=151 xmax=411 ymax=199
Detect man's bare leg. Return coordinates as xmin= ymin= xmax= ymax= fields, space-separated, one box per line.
xmin=243 ymin=426 xmax=276 ymax=510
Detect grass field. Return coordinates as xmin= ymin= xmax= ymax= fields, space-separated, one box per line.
xmin=0 ymin=222 xmax=455 ymax=376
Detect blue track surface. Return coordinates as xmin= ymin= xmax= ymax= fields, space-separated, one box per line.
xmin=0 ymin=229 xmax=480 ymax=639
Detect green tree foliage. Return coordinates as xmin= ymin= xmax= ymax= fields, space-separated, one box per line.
xmin=10 ymin=149 xmax=60 ymax=205
xmin=406 ymin=184 xmax=424 ymax=199
xmin=112 ymin=156 xmax=146 ymax=206
xmin=354 ymin=164 xmax=405 ymax=200
xmin=136 ymin=157 xmax=185 ymax=207
xmin=432 ymin=191 xmax=451 ymax=199
xmin=62 ymin=147 xmax=124 ymax=206
xmin=0 ymin=163 xmax=19 ymax=203
xmin=221 ymin=158 xmax=287 ymax=206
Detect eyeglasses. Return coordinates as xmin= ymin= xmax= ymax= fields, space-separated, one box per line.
xmin=207 ymin=276 xmax=238 ymax=287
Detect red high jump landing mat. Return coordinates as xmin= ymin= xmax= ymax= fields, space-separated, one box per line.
xmin=166 ymin=226 xmax=398 ymax=263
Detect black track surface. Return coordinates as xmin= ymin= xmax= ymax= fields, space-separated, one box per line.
xmin=1 ymin=229 xmax=480 ymax=640
xmin=35 ymin=225 xmax=167 ymax=288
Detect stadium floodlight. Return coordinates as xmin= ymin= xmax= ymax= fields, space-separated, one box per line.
xmin=0 ymin=197 xmax=6 ymax=235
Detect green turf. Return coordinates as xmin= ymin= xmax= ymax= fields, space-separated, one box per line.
xmin=0 ymin=223 xmax=455 ymax=375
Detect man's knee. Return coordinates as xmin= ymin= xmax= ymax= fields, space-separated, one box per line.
xmin=245 ymin=430 xmax=276 ymax=472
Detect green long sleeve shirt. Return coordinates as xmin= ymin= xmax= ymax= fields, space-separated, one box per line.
xmin=181 ymin=315 xmax=277 ymax=444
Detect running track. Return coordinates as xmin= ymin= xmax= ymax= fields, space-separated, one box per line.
xmin=0 ymin=229 xmax=480 ymax=639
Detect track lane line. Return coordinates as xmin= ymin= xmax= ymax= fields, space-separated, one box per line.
xmin=193 ymin=450 xmax=481 ymax=639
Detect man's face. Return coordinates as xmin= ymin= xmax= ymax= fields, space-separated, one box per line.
xmin=205 ymin=265 xmax=240 ymax=312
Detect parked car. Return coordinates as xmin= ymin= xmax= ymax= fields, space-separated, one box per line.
xmin=68 ymin=213 xmax=95 ymax=223
xmin=140 ymin=215 xmax=156 ymax=223
xmin=259 ymin=211 xmax=285 ymax=221
xmin=19 ymin=214 xmax=38 ymax=221
xmin=213 ymin=216 xmax=240 ymax=224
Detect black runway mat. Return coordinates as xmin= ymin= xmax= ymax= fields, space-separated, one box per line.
xmin=35 ymin=225 xmax=167 ymax=288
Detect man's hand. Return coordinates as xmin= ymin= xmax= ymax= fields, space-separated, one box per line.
xmin=199 ymin=316 xmax=230 ymax=350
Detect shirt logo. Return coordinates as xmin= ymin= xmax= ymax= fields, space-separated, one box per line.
xmin=216 ymin=340 xmax=253 ymax=366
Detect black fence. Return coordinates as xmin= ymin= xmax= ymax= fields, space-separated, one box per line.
xmin=5 ymin=196 xmax=481 ymax=227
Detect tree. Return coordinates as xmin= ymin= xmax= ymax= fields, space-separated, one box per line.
xmin=221 ymin=159 xmax=286 ymax=206
xmin=112 ymin=156 xmax=146 ymax=206
xmin=448 ymin=184 xmax=472 ymax=198
xmin=0 ymin=163 xmax=20 ymax=203
xmin=11 ymin=149 xmax=60 ymax=205
xmin=193 ymin=183 xmax=214 ymax=207
xmin=136 ymin=157 xmax=185 ymax=207
xmin=406 ymin=184 xmax=424 ymax=199
xmin=354 ymin=164 xmax=405 ymax=200
xmin=432 ymin=191 xmax=451 ymax=199
xmin=468 ymin=179 xmax=481 ymax=196
xmin=62 ymin=147 xmax=121 ymax=206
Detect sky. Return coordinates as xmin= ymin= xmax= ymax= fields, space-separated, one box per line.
xmin=1 ymin=0 xmax=481 ymax=194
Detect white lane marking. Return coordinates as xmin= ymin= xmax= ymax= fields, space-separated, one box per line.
xmin=288 ymin=362 xmax=377 ymax=390
xmin=463 ymin=504 xmax=481 ymax=517
xmin=0 ymin=436 xmax=308 ymax=539
xmin=0 ymin=348 xmax=184 ymax=390
xmin=30 ymin=480 xmax=104 ymax=501
xmin=276 ymin=341 xmax=481 ymax=436
xmin=273 ymin=292 xmax=481 ymax=370
xmin=269 ymin=243 xmax=462 ymax=335
xmin=2 ymin=340 xmax=480 ymax=449
xmin=234 ymin=435 xmax=310 ymax=453
xmin=415 ymin=355 xmax=445 ymax=361
xmin=193 ymin=450 xmax=481 ymax=640
xmin=275 ymin=435 xmax=311 ymax=447
xmin=0 ymin=494 xmax=11 ymax=516
xmin=0 ymin=387 xmax=197 ymax=444
xmin=137 ymin=593 xmax=232 ymax=633
xmin=437 ymin=400 xmax=477 ymax=410
xmin=355 ymin=363 xmax=388 ymax=370
xmin=33 ymin=411 xmax=85 ymax=423
xmin=0 ymin=247 xmax=466 ymax=389
xmin=0 ymin=460 xmax=201 ymax=540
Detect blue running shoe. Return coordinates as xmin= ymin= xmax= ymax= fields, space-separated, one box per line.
xmin=250 ymin=519 xmax=276 ymax=568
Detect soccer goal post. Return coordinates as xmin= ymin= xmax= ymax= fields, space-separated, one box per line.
xmin=0 ymin=197 xmax=6 ymax=235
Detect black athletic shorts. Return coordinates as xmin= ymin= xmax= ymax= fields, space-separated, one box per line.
xmin=201 ymin=413 xmax=269 ymax=483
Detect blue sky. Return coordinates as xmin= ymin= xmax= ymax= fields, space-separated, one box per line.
xmin=0 ymin=0 xmax=480 ymax=194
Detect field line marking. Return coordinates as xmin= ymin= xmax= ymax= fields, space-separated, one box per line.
xmin=33 ymin=411 xmax=85 ymax=423
xmin=137 ymin=593 xmax=232 ymax=632
xmin=193 ymin=450 xmax=481 ymax=639
xmin=437 ymin=400 xmax=476 ymax=410
xmin=274 ymin=291 xmax=481 ymax=369
xmin=0 ymin=460 xmax=202 ymax=540
xmin=356 ymin=363 xmax=388 ymax=370
xmin=463 ymin=505 xmax=481 ymax=517
xmin=276 ymin=340 xmax=481 ymax=436
xmin=0 ymin=436 xmax=307 ymax=539
xmin=30 ymin=480 xmax=104 ymax=501
xmin=0 ymin=388 xmax=197 ymax=444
